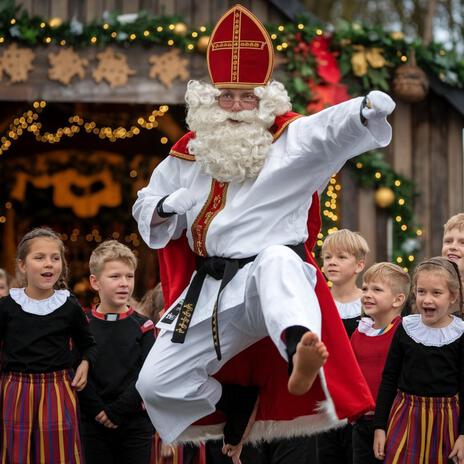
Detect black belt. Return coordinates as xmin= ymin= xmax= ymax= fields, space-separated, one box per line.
xmin=171 ymin=243 xmax=306 ymax=360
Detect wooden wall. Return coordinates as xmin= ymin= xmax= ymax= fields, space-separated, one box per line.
xmin=10 ymin=2 xmax=464 ymax=266
xmin=341 ymin=93 xmax=464 ymax=266
xmin=15 ymin=0 xmax=285 ymax=26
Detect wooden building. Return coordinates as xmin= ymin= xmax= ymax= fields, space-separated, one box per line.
xmin=1 ymin=0 xmax=463 ymax=300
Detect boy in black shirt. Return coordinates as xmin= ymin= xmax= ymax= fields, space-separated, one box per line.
xmin=79 ymin=240 xmax=155 ymax=464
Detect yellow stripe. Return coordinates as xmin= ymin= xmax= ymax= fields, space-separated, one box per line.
xmin=438 ymin=399 xmax=444 ymax=464
xmin=391 ymin=394 xmax=414 ymax=464
xmin=53 ymin=373 xmax=66 ymax=463
xmin=62 ymin=374 xmax=81 ymax=463
xmin=26 ymin=375 xmax=34 ymax=464
xmin=419 ymin=396 xmax=426 ymax=462
xmin=448 ymin=397 xmax=456 ymax=452
xmin=386 ymin=393 xmax=405 ymax=436
xmin=425 ymin=397 xmax=434 ymax=463
xmin=1 ymin=375 xmax=13 ymax=463
xmin=38 ymin=377 xmax=45 ymax=463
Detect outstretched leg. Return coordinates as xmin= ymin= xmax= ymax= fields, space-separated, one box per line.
xmin=287 ymin=331 xmax=328 ymax=396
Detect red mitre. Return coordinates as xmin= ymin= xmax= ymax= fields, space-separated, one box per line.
xmin=207 ymin=4 xmax=274 ymax=89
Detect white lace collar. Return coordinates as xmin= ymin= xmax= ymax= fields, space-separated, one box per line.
xmin=402 ymin=314 xmax=464 ymax=347
xmin=335 ymin=298 xmax=362 ymax=319
xmin=10 ymin=288 xmax=70 ymax=316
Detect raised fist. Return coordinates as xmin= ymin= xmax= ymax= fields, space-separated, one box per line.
xmin=361 ymin=91 xmax=396 ymax=120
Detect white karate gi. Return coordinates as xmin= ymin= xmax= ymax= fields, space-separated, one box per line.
xmin=134 ymin=97 xmax=391 ymax=443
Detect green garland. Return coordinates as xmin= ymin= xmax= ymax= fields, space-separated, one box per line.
xmin=2 ymin=5 xmax=460 ymax=267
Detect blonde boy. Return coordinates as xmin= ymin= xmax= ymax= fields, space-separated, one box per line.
xmin=321 ymin=229 xmax=370 ymax=336
xmin=79 ymin=240 xmax=155 ymax=464
xmin=351 ymin=262 xmax=410 ymax=464
xmin=442 ymin=213 xmax=464 ymax=275
xmin=318 ymin=230 xmax=370 ymax=464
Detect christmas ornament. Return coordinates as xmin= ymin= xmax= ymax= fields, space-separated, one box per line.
xmin=148 ymin=49 xmax=189 ymax=88
xmin=374 ymin=187 xmax=395 ymax=208
xmin=393 ymin=51 xmax=429 ymax=103
xmin=174 ymin=22 xmax=188 ymax=36
xmin=197 ymin=35 xmax=210 ymax=53
xmin=92 ymin=47 xmax=136 ymax=88
xmin=48 ymin=48 xmax=88 ymax=85
xmin=0 ymin=43 xmax=35 ymax=82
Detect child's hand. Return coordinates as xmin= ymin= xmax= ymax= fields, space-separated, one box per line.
xmin=71 ymin=360 xmax=89 ymax=391
xmin=95 ymin=410 xmax=118 ymax=429
xmin=373 ymin=429 xmax=386 ymax=460
xmin=449 ymin=434 xmax=464 ymax=463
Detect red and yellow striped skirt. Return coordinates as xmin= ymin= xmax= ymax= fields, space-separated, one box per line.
xmin=384 ymin=390 xmax=459 ymax=464
xmin=0 ymin=369 xmax=83 ymax=464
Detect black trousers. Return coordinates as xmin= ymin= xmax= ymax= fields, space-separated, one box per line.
xmin=81 ymin=413 xmax=154 ymax=464
xmin=205 ymin=436 xmax=317 ymax=464
xmin=317 ymin=424 xmax=353 ymax=464
xmin=352 ymin=417 xmax=377 ymax=464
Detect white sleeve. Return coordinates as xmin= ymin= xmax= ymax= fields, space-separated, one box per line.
xmin=285 ymin=96 xmax=392 ymax=192
xmin=132 ymin=156 xmax=186 ymax=249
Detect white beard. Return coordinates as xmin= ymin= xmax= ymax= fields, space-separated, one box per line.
xmin=184 ymin=80 xmax=292 ymax=183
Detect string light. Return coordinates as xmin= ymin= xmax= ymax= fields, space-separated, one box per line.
xmin=0 ymin=102 xmax=170 ymax=154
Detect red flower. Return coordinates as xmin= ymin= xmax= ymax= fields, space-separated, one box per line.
xmin=307 ymin=79 xmax=350 ymax=114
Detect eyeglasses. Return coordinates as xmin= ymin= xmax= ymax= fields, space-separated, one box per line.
xmin=217 ymin=92 xmax=259 ymax=109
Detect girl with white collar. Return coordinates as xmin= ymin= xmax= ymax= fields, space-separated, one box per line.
xmin=0 ymin=227 xmax=96 ymax=463
xmin=374 ymin=256 xmax=464 ymax=464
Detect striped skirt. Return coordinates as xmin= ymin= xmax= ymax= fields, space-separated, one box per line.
xmin=0 ymin=369 xmax=83 ymax=464
xmin=384 ymin=390 xmax=459 ymax=464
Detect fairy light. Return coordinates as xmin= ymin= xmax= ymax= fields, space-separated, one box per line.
xmin=297 ymin=24 xmax=304 ymax=30
xmin=103 ymin=23 xmax=109 ymax=30
xmin=0 ymin=101 xmax=171 ymax=154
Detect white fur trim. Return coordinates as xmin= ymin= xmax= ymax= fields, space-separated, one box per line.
xmin=10 ymin=288 xmax=70 ymax=316
xmin=402 ymin=314 xmax=464 ymax=347
xmin=174 ymin=367 xmax=343 ymax=445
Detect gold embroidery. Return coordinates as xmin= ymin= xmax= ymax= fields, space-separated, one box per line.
xmin=191 ymin=179 xmax=229 ymax=257
xmin=169 ymin=149 xmax=195 ymax=161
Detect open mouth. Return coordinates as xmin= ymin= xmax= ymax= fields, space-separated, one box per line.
xmin=447 ymin=254 xmax=461 ymax=261
xmin=41 ymin=272 xmax=54 ymax=278
xmin=422 ymin=308 xmax=436 ymax=316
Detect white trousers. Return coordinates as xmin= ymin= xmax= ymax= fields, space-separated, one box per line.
xmin=136 ymin=245 xmax=322 ymax=443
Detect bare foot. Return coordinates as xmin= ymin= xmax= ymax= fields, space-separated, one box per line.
xmin=222 ymin=400 xmax=258 ymax=463
xmin=287 ymin=332 xmax=328 ymax=396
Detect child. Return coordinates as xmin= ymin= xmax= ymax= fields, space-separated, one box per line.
xmin=78 ymin=240 xmax=155 ymax=464
xmin=373 ymin=256 xmax=464 ymax=463
xmin=442 ymin=212 xmax=464 ymax=275
xmin=0 ymin=227 xmax=96 ymax=463
xmin=317 ymin=229 xmax=370 ymax=464
xmin=0 ymin=268 xmax=9 ymax=297
xmin=321 ymin=229 xmax=370 ymax=337
xmin=351 ymin=263 xmax=410 ymax=464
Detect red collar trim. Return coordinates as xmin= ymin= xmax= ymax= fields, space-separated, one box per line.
xmin=91 ymin=306 xmax=134 ymax=320
xmin=169 ymin=111 xmax=303 ymax=161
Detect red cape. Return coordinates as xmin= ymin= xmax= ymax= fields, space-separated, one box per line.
xmin=158 ymin=112 xmax=374 ymax=441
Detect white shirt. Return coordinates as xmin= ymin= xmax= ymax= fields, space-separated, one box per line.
xmin=133 ymin=97 xmax=391 ymax=327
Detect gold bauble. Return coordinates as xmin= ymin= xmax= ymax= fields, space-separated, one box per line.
xmin=174 ymin=22 xmax=188 ymax=36
xmin=49 ymin=17 xmax=63 ymax=28
xmin=374 ymin=187 xmax=395 ymax=208
xmin=197 ymin=35 xmax=210 ymax=53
